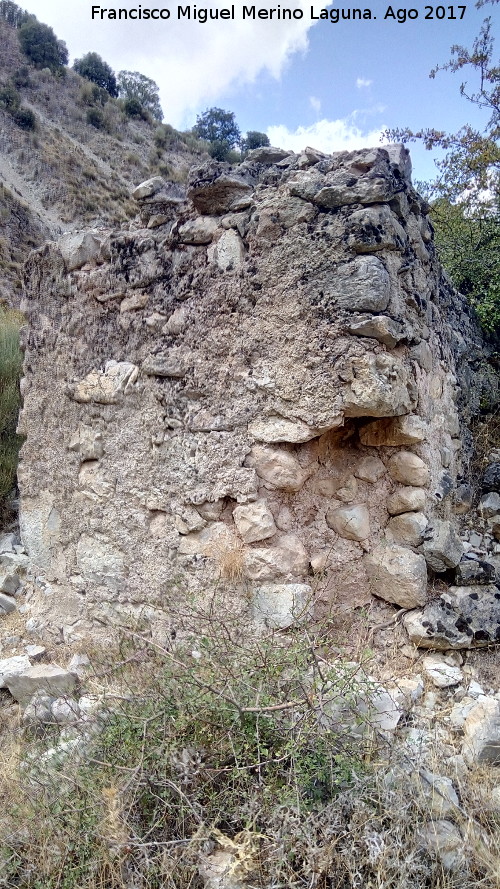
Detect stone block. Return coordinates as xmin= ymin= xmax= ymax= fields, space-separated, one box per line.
xmin=421 ymin=520 xmax=464 ymax=572
xmin=252 ymin=582 xmax=312 ymax=628
xmin=72 ymin=361 xmax=138 ymax=404
xmin=0 ymin=592 xmax=17 ymax=613
xmin=132 ymin=176 xmax=165 ymax=200
xmin=479 ymin=492 xmax=500 ymax=518
xmin=347 ymin=315 xmax=405 ymax=348
xmin=462 ymin=696 xmax=500 ymax=765
xmin=364 ymin=544 xmax=427 ymax=608
xmin=178 ymin=217 xmax=218 ymax=244
xmin=0 ymin=654 xmax=31 ymax=688
xmin=354 ymin=455 xmax=386 ymax=483
xmin=6 ymin=664 xmax=77 ymax=705
xmin=245 ymin=446 xmax=308 ymax=492
xmin=386 ymin=487 xmax=427 ymax=515
xmin=343 ymin=354 xmax=413 ymax=418
xmin=248 ymin=416 xmax=320 ymax=444
xmin=243 ymin=534 xmax=308 ymax=581
xmin=326 ymin=255 xmax=391 ymax=312
xmin=360 ymin=415 xmax=427 ymax=447
xmin=59 ymin=230 xmax=102 ymax=271
xmin=387 ymin=451 xmax=430 ymax=487
xmin=386 ymin=511 xmax=428 ymax=546
xmin=422 ymin=655 xmax=463 ymax=688
xmin=325 ymin=504 xmax=370 ymax=541
xmin=233 ymin=500 xmax=276 ymax=543
xmin=403 ymin=585 xmax=500 ymax=649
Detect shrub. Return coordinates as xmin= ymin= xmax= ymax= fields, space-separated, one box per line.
xmin=11 ymin=65 xmax=31 ymax=88
xmin=118 ymin=70 xmax=163 ymax=121
xmin=73 ymin=52 xmax=118 ymax=97
xmin=0 ymin=306 xmax=23 ymax=518
xmin=11 ymin=106 xmax=35 ymax=129
xmin=241 ymin=130 xmax=270 ymax=152
xmin=86 ymin=107 xmax=104 ymax=130
xmin=122 ymin=96 xmax=149 ymax=120
xmin=0 ymin=81 xmax=20 ymax=112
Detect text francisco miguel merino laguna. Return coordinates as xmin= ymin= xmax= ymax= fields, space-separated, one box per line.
xmin=91 ymin=5 xmax=378 ymax=22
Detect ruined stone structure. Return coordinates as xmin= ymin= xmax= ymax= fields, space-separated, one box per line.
xmin=16 ymin=145 xmax=499 ymax=643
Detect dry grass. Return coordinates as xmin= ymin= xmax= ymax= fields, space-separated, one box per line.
xmin=0 ymin=609 xmax=498 ymax=889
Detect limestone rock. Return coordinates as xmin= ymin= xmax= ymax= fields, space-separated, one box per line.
xmin=360 ymin=415 xmax=427 ymax=447
xmin=387 ymin=486 xmax=427 ymax=515
xmin=22 ymin=691 xmax=54 ymax=726
xmin=68 ymin=426 xmax=104 ymax=461
xmin=343 ymin=354 xmax=413 ymax=418
xmin=59 ymin=231 xmax=102 ymax=271
xmin=120 ymin=291 xmax=149 ymax=312
xmin=248 ymin=416 xmax=320 ymax=444
xmin=6 ymin=664 xmax=77 ymax=705
xmin=247 ymin=146 xmax=291 ymax=164
xmin=178 ymin=217 xmax=218 ymax=244
xmin=188 ymin=164 xmax=253 ymax=214
xmin=326 ymin=256 xmax=390 ymax=312
xmin=421 ymin=520 xmax=464 ymax=572
xmin=347 ymin=315 xmax=405 ymax=348
xmin=0 ymin=532 xmax=16 ymax=553
xmin=482 ymin=462 xmax=500 ymax=493
xmin=387 ymin=451 xmax=430 ymax=487
xmin=142 ymin=352 xmax=189 ymax=378
xmin=233 ymin=500 xmax=276 ymax=543
xmin=415 ymin=770 xmax=459 ymax=818
xmin=422 ymin=655 xmax=463 ymax=688
xmin=354 ymin=455 xmax=386 ymax=483
xmin=386 ymin=511 xmax=428 ymax=546
xmin=0 ymin=592 xmax=17 ymax=613
xmin=403 ymin=585 xmax=500 ymax=649
xmin=462 ymin=696 xmax=500 ymax=765
xmin=364 ymin=545 xmax=427 ymax=608
xmin=210 ymin=229 xmax=245 ymax=271
xmin=418 ymin=821 xmax=464 ymax=871
xmin=252 ymin=582 xmax=312 ymax=628
xmin=243 ymin=534 xmax=308 ymax=580
xmin=76 ymin=534 xmax=125 ymax=591
xmin=455 ymin=558 xmax=495 ymax=585
xmin=0 ymin=571 xmax=20 ymax=594
xmin=132 ymin=176 xmax=165 ymax=200
xmin=312 ymin=171 xmax=396 ymax=209
xmin=347 ymin=204 xmax=407 ymax=253
xmin=72 ymin=361 xmax=138 ymax=404
xmin=51 ymin=697 xmax=81 ymax=724
xmin=0 ymin=654 xmax=31 ymax=688
xmin=245 ymin=446 xmax=308 ymax=492
xmin=479 ymin=492 xmax=500 ymax=518
xmin=325 ymin=504 xmax=370 ymax=541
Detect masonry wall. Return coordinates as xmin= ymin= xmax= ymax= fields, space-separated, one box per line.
xmin=17 ymin=145 xmax=495 ymax=641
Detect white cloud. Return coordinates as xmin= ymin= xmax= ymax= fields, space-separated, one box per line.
xmin=356 ymin=77 xmax=373 ymax=89
xmin=267 ymin=117 xmax=386 ymax=154
xmin=26 ymin=1 xmax=333 ymax=128
xmin=309 ymin=96 xmax=322 ymax=114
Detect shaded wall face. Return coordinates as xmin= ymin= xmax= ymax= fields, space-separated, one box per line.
xmin=17 ymin=146 xmax=487 ymax=635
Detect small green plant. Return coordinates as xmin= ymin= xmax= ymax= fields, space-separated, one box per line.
xmin=86 ymin=107 xmax=104 ymax=130
xmin=11 ymin=106 xmax=35 ymax=130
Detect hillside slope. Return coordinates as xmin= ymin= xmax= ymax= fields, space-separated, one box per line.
xmin=0 ymin=16 xmax=207 ymax=303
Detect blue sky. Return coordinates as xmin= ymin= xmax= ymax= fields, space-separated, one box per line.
xmin=25 ymin=1 xmax=498 ymax=182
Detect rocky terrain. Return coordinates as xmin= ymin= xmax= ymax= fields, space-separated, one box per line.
xmin=0 ymin=15 xmax=206 ymax=305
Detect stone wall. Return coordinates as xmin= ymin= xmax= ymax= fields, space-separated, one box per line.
xmin=16 ymin=145 xmax=497 ymax=641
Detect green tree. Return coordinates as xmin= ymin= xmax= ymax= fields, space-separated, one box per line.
xmin=386 ymin=1 xmax=500 ymax=334
xmin=241 ymin=130 xmax=270 ymax=152
xmin=74 ymin=52 xmax=118 ymax=97
xmin=18 ymin=17 xmax=68 ymax=72
xmin=117 ymin=70 xmax=163 ymax=121
xmin=0 ymin=0 xmax=29 ymax=28
xmin=193 ymin=107 xmax=241 ymax=160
